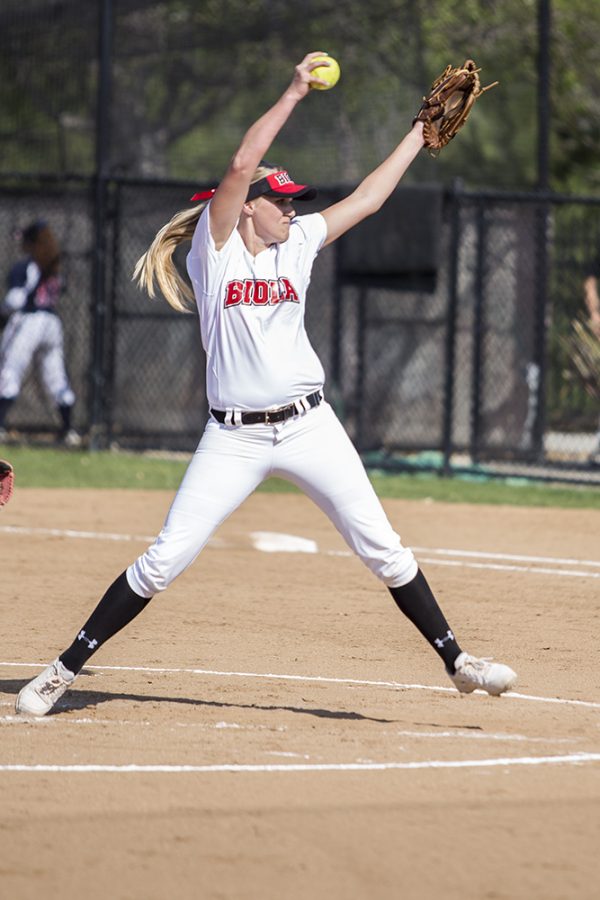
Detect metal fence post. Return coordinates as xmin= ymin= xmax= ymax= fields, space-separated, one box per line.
xmin=531 ymin=0 xmax=552 ymax=459
xmin=537 ymin=0 xmax=551 ymax=195
xmin=470 ymin=199 xmax=487 ymax=462
xmin=105 ymin=179 xmax=122 ymax=448
xmin=89 ymin=0 xmax=113 ymax=449
xmin=442 ymin=180 xmax=463 ymax=475
xmin=531 ymin=201 xmax=551 ymax=459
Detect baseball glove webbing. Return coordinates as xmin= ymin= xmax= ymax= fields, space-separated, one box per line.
xmin=414 ymin=59 xmax=498 ymax=156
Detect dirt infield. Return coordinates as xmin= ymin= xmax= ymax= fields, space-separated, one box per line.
xmin=1 ymin=488 xmax=600 ymax=900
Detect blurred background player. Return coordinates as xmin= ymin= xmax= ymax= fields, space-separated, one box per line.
xmin=0 ymin=220 xmax=80 ymax=446
xmin=582 ymin=258 xmax=600 ymax=465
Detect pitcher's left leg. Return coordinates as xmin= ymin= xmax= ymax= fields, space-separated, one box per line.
xmin=272 ymin=404 xmax=517 ymax=693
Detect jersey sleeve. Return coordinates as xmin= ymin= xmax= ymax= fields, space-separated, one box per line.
xmin=186 ymin=202 xmax=240 ymax=299
xmin=2 ymin=260 xmax=38 ymax=314
xmin=7 ymin=259 xmax=30 ymax=290
xmin=288 ymin=213 xmax=328 ymax=280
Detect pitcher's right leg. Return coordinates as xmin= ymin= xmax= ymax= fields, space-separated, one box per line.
xmin=16 ymin=420 xmax=274 ymax=715
xmin=271 ymin=403 xmax=516 ymax=694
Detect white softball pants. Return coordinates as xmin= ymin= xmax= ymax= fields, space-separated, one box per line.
xmin=0 ymin=311 xmax=75 ymax=406
xmin=128 ymin=401 xmax=418 ymax=598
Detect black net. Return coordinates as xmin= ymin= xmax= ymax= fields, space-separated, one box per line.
xmin=1 ymin=2 xmax=99 ymax=176
xmin=0 ymin=0 xmax=558 ymax=188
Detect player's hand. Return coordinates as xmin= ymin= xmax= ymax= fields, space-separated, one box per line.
xmin=287 ymin=52 xmax=332 ymax=100
xmin=0 ymin=460 xmax=14 ymax=508
xmin=589 ymin=312 xmax=600 ymax=340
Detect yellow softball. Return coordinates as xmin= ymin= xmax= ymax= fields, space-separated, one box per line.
xmin=311 ymin=55 xmax=341 ymax=91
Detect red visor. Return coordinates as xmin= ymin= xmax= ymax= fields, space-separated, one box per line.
xmin=190 ymin=170 xmax=316 ymax=203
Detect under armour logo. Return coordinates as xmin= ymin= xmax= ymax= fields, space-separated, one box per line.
xmin=77 ymin=629 xmax=98 ymax=650
xmin=434 ymin=629 xmax=455 ymax=649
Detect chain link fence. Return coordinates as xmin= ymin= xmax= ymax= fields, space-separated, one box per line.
xmin=3 ymin=175 xmax=599 ymax=485
xmin=448 ymin=193 xmax=600 ymax=481
xmin=4 ymin=0 xmax=584 ymax=188
xmin=2 ymin=1 xmax=600 ymax=483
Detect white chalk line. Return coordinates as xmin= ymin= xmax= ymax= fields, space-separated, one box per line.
xmin=387 ymin=730 xmax=575 ymax=744
xmin=2 ymin=661 xmax=600 ymax=710
xmin=413 ymin=546 xmax=600 ymax=569
xmin=1 ymin=753 xmax=599 ymax=774
xmin=0 ymin=715 xmax=576 ymax=747
xmin=0 ymin=525 xmax=156 ymax=542
xmin=3 ymin=524 xmax=600 ymax=580
xmin=412 ymin=547 xmax=600 ymax=568
xmin=418 ymin=557 xmax=600 ymax=579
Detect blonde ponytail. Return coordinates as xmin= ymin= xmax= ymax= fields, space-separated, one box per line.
xmin=133 ymin=165 xmax=281 ymax=313
xmin=133 ymin=204 xmax=205 ymax=313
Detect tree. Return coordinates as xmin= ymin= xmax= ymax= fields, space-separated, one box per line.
xmin=2 ymin=0 xmax=600 ymax=193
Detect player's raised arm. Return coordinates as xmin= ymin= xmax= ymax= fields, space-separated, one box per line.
xmin=209 ymin=52 xmax=332 ymax=250
xmin=321 ymin=121 xmax=425 ymax=247
xmin=584 ymin=275 xmax=600 ymax=340
xmin=322 ymin=58 xmax=496 ymax=247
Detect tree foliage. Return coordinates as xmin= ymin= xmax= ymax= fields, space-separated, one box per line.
xmin=1 ymin=0 xmax=600 ymax=192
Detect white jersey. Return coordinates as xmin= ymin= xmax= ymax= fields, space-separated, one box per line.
xmin=186 ymin=204 xmax=327 ymax=410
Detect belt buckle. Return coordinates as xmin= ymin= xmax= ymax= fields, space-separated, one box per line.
xmin=265 ymin=403 xmax=292 ymax=425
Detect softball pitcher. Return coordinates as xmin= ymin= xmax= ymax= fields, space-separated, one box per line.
xmin=17 ymin=52 xmax=516 ymax=717
xmin=0 ymin=221 xmax=80 ymax=446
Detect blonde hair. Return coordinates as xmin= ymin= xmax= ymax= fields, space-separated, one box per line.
xmin=133 ymin=164 xmax=280 ymax=313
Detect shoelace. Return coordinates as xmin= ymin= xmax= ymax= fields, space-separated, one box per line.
xmin=38 ymin=677 xmax=65 ymax=696
xmin=463 ymin=656 xmax=494 ymax=670
xmin=457 ymin=657 xmax=496 ymax=683
xmin=37 ymin=668 xmax=69 ymax=696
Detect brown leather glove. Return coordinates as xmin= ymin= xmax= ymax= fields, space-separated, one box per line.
xmin=414 ymin=59 xmax=498 ymax=156
xmin=0 ymin=460 xmax=14 ymax=507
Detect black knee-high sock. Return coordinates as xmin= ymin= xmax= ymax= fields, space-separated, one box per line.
xmin=0 ymin=397 xmax=15 ymax=429
xmin=60 ymin=571 xmax=152 ymax=675
xmin=58 ymin=403 xmax=72 ymax=433
xmin=388 ymin=569 xmax=462 ymax=670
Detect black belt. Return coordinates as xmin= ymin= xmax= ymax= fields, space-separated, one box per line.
xmin=211 ymin=390 xmax=322 ymax=425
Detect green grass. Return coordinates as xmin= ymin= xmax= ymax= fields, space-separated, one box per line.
xmin=2 ymin=444 xmax=600 ymax=508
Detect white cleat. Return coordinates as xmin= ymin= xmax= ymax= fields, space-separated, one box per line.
xmin=449 ymin=651 xmax=517 ymax=696
xmin=16 ymin=658 xmax=76 ymax=716
xmin=62 ymin=429 xmax=82 ymax=448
